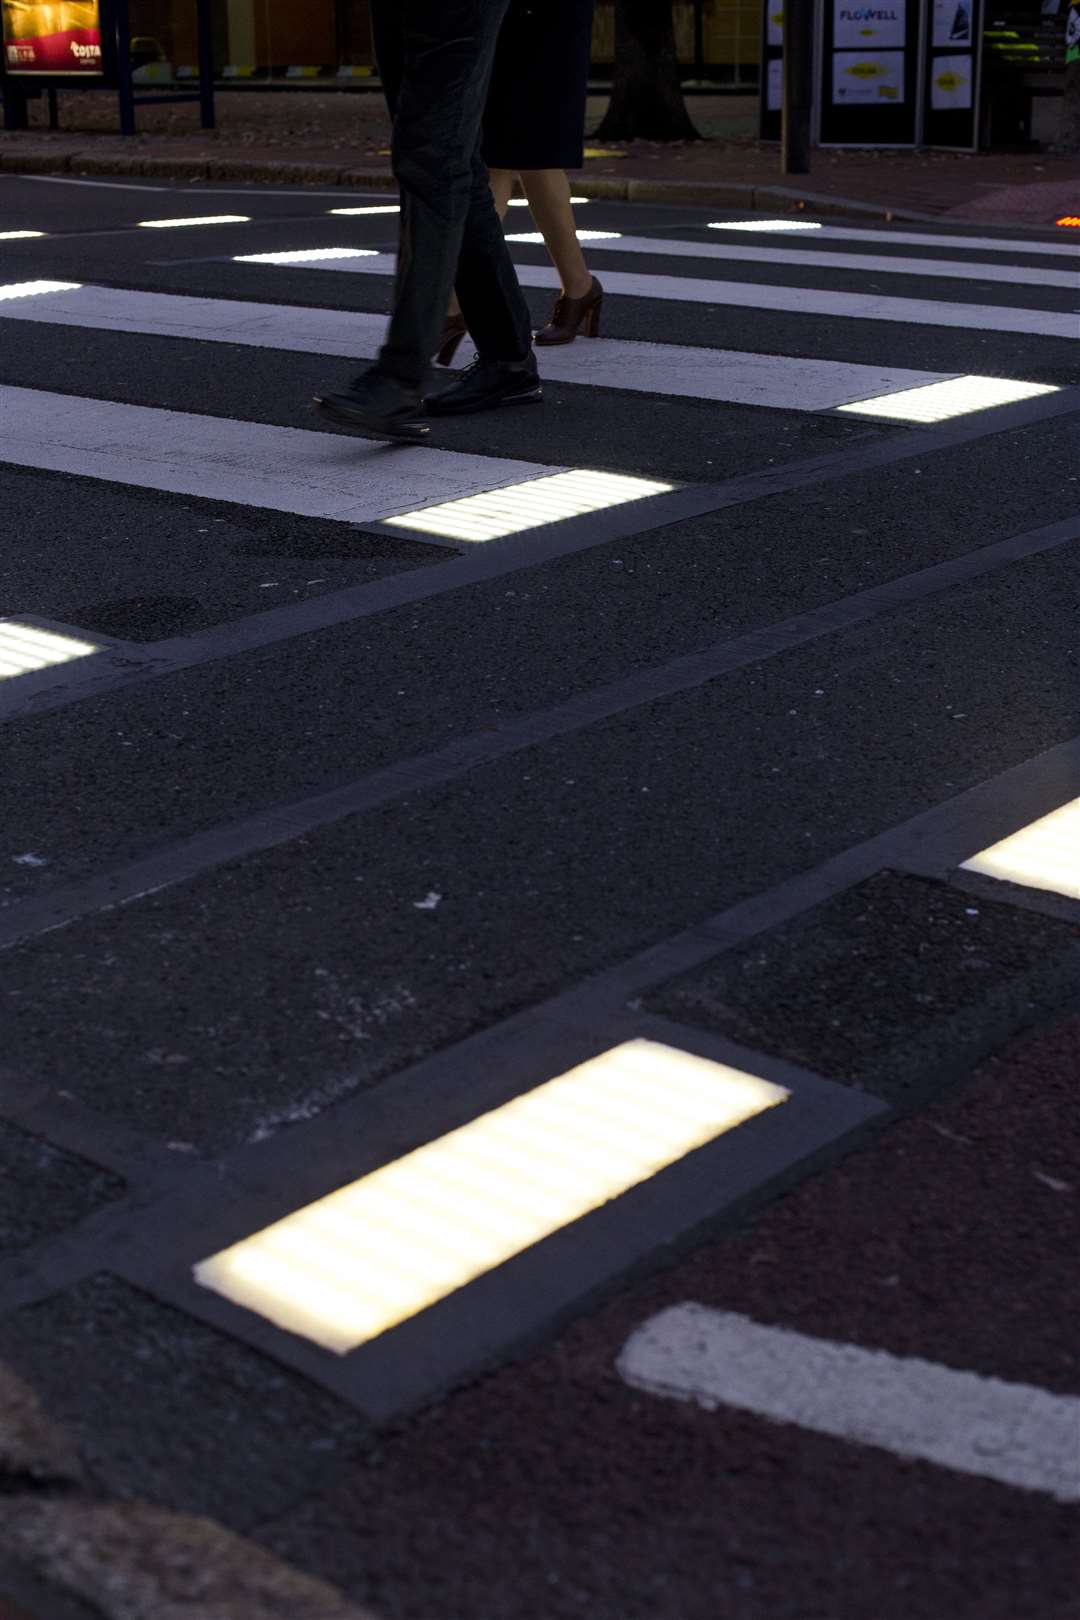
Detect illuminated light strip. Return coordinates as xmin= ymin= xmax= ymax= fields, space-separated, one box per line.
xmin=961 ymin=797 xmax=1080 ymax=901
xmin=618 ymin=1305 xmax=1080 ymax=1502
xmin=506 ymin=230 xmax=622 ymax=242
xmin=1056 ymin=216 xmax=1080 ymax=228
xmin=838 ymin=375 xmax=1057 ymax=423
xmin=508 ymin=197 xmax=589 ymax=206
xmin=712 ymin=220 xmax=1080 ymax=259
xmin=0 ymin=231 xmax=45 ymax=241
xmin=384 ymin=468 xmax=673 ymax=542
xmin=710 ymin=219 xmax=823 ymax=232
xmin=137 ymin=214 xmax=251 ymax=229
xmin=194 ymin=1041 xmax=788 ymax=1354
xmin=328 ymin=205 xmax=400 ymax=215
xmin=0 ymin=621 xmax=98 ymax=680
xmin=0 ymin=280 xmax=81 ymax=301
xmin=233 ymin=247 xmax=380 ymax=264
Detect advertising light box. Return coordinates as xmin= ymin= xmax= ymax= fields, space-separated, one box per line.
xmin=2 ymin=0 xmax=104 ymax=76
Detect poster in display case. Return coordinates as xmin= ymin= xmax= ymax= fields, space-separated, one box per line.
xmin=2 ymin=0 xmax=103 ymax=74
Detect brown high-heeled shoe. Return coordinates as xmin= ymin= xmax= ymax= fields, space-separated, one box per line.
xmin=534 ymin=277 xmax=603 ymax=346
xmin=436 ymin=312 xmax=468 ymax=367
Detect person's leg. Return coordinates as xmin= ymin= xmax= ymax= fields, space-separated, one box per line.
xmin=447 ymin=166 xmax=514 ymax=324
xmin=519 ymin=168 xmax=592 ymax=298
xmin=375 ymin=0 xmax=528 ymax=388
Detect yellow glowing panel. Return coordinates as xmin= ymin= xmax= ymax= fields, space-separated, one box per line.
xmin=0 ymin=621 xmax=98 ymax=680
xmin=0 ymin=231 xmax=45 ymax=241
xmin=0 ymin=280 xmax=81 ymax=301
xmin=961 ymin=798 xmax=1080 ymax=901
xmin=233 ymin=248 xmax=380 ymax=264
xmin=138 ymin=215 xmax=251 ymax=228
xmin=383 ymin=469 xmax=672 ymax=543
xmin=839 ymin=375 xmax=1057 ymax=423
xmin=506 ymin=230 xmax=621 ymax=243
xmin=194 ymin=1040 xmax=788 ymax=1354
xmin=328 ymin=205 xmax=400 ymax=215
xmin=709 ymin=219 xmax=823 ymax=232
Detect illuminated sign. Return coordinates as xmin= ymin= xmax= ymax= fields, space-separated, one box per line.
xmin=2 ymin=1 xmax=103 ymax=75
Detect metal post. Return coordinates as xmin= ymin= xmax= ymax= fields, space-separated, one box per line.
xmin=781 ymin=0 xmax=814 ymax=172
xmin=113 ymin=0 xmax=136 ymax=135
xmin=197 ymin=0 xmax=216 ymax=129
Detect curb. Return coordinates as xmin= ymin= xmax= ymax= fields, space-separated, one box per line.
xmin=0 ymin=1358 xmax=371 ymax=1620
xmin=0 ymin=142 xmax=939 ymax=220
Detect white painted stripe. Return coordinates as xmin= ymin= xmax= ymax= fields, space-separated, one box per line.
xmin=618 ymin=1304 xmax=1080 ymax=1502
xmin=0 ymin=386 xmax=560 ymax=525
xmin=714 ymin=220 xmax=1080 ymax=260
xmin=0 ymin=284 xmax=955 ymax=410
xmin=571 ymin=233 xmax=1080 ymax=292
xmin=291 ymin=252 xmax=1079 ymax=339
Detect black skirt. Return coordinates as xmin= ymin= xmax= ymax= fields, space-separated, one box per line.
xmin=482 ymin=0 xmax=596 ymax=171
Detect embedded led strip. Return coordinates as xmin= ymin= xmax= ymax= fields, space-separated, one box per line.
xmin=138 ymin=214 xmax=251 ymax=229
xmin=328 ymin=205 xmax=400 ymax=215
xmin=194 ymin=1040 xmax=789 ymax=1354
xmin=0 ymin=280 xmax=81 ymax=301
xmin=233 ymin=248 xmax=380 ymax=264
xmin=0 ymin=620 xmax=98 ymax=679
xmin=508 ymin=197 xmax=589 ymax=207
xmin=506 ymin=230 xmax=621 ymax=243
xmin=709 ymin=219 xmax=823 ymax=232
xmin=384 ymin=469 xmax=672 ymax=542
xmin=961 ymin=798 xmax=1080 ymax=902
xmin=0 ymin=231 xmax=45 ymax=241
xmin=839 ymin=375 xmax=1057 ymax=423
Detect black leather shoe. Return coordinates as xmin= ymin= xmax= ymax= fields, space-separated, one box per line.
xmin=425 ymin=354 xmax=542 ymax=417
xmin=313 ymin=372 xmax=429 ymax=443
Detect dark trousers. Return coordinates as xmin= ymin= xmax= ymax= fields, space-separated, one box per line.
xmin=371 ymin=0 xmax=533 ymax=388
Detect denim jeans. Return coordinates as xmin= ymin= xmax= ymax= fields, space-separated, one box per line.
xmin=371 ymin=0 xmax=534 ymax=388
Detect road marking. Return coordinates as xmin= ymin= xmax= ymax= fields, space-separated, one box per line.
xmin=0 ymin=283 xmax=967 ymax=410
xmin=0 ymin=621 xmax=98 ymax=679
xmin=962 ymin=795 xmax=1080 ymax=901
xmin=618 ymin=1304 xmax=1080 ymax=1502
xmin=286 ymin=252 xmax=1080 ymax=339
xmin=384 ymin=469 xmax=672 ymax=541
xmin=838 ymin=375 xmax=1057 ymax=423
xmin=709 ymin=219 xmax=1080 ymax=259
xmin=0 ymin=386 xmax=559 ymax=524
xmin=550 ymin=231 xmax=1080 ymax=292
xmin=137 ymin=214 xmax=251 ymax=229
xmin=195 ymin=1045 xmax=788 ymax=1354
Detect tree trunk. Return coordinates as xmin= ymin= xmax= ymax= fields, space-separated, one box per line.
xmin=1059 ymin=13 xmax=1080 ymax=152
xmin=593 ymin=0 xmax=701 ymax=142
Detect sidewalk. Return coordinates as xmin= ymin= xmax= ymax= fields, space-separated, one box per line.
xmin=2 ymin=91 xmax=1077 ymax=228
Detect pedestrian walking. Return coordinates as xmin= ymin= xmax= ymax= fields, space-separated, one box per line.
xmin=314 ymin=1 xmax=540 ymax=444
xmin=439 ymin=0 xmax=602 ymax=367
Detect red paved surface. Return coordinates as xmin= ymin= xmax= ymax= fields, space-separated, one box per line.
xmin=259 ymin=1016 xmax=1080 ymax=1620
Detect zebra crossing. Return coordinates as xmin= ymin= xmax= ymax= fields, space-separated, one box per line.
xmin=0 ymin=209 xmax=1073 ymax=536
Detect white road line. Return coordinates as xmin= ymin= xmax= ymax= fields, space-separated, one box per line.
xmin=290 ymin=252 xmax=1079 ymax=339
xmin=0 ymin=284 xmax=957 ymax=410
xmin=0 ymin=386 xmax=560 ymax=524
xmin=713 ymin=221 xmax=1080 ymax=260
xmin=618 ymin=1304 xmax=1080 ymax=1502
xmin=559 ymin=233 xmax=1080 ymax=292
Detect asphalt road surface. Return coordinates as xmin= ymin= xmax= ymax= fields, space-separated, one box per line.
xmin=0 ymin=174 xmax=1078 ymax=1619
